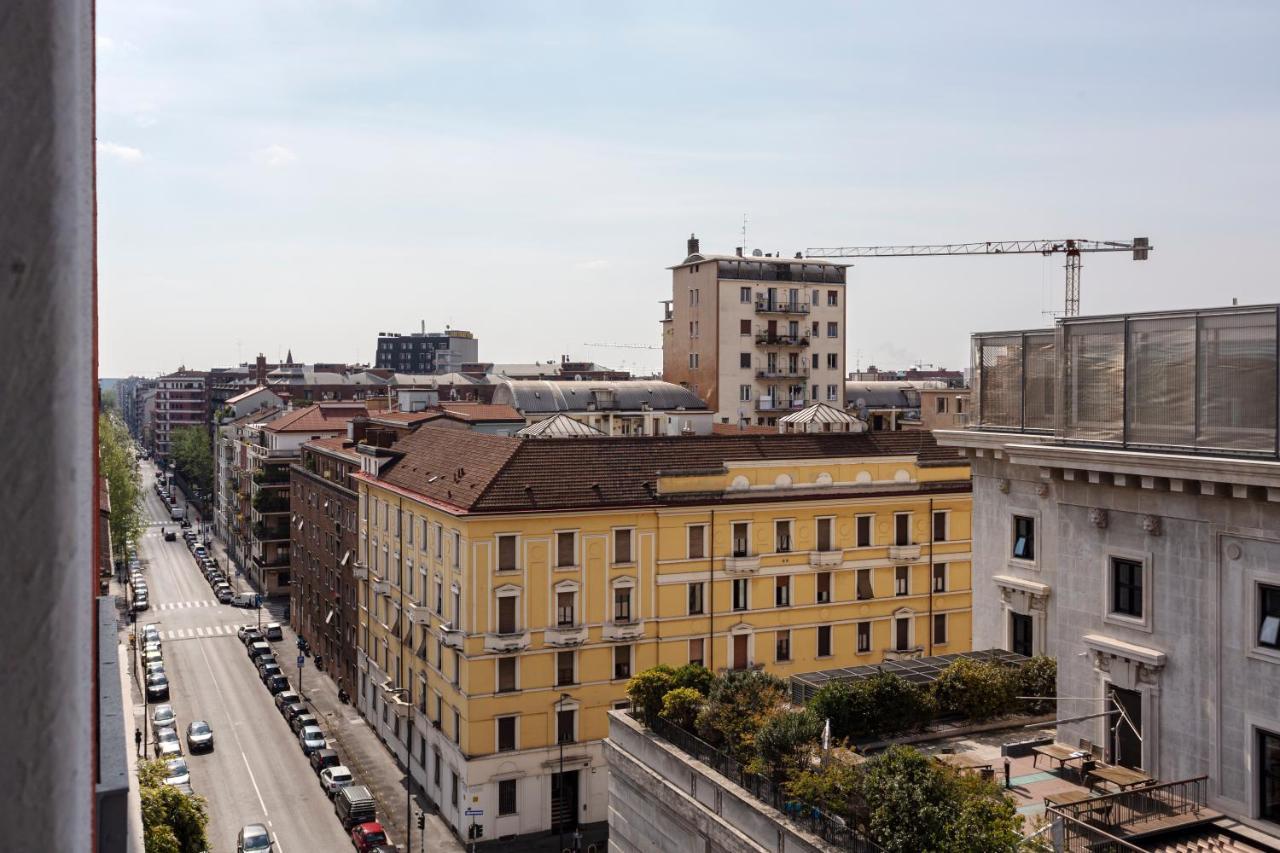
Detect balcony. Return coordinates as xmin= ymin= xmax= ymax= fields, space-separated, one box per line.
xmin=407 ymin=603 xmax=431 ymax=625
xmin=372 ymin=578 xmax=391 ymax=595
xmin=544 ymin=624 xmax=589 ymax=647
xmin=252 ymin=523 xmax=290 ymax=543
xmin=754 ymin=331 xmax=810 ymax=348
xmin=723 ymin=553 xmax=761 ymax=574
xmin=483 ymin=630 xmax=531 ymax=653
xmin=809 ymin=550 xmax=844 ymax=567
xmin=252 ymin=469 xmax=290 ymax=486
xmin=755 ymin=366 xmax=809 ymax=379
xmin=888 ymin=544 xmax=921 ymax=561
xmin=756 ymin=398 xmax=809 ymax=413
xmin=602 ymin=620 xmax=644 ymax=642
xmin=754 ymin=298 xmax=809 ymax=315
xmin=351 ymin=561 xmax=368 ymax=580
xmin=251 ymin=492 xmax=289 ymax=514
xmin=440 ymin=625 xmax=465 ymax=649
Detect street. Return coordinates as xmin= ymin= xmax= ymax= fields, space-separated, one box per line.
xmin=128 ymin=466 xmax=352 ymax=853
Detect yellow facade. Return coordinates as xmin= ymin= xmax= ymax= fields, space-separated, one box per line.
xmin=355 ymin=449 xmax=971 ymax=836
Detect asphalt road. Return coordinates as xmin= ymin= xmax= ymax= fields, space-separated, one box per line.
xmin=132 ymin=463 xmax=352 ymax=853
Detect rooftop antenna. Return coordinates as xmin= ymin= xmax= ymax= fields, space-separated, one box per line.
xmin=741 ymin=214 xmax=748 ymax=255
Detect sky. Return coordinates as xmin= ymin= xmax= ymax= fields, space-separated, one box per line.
xmin=97 ymin=1 xmax=1280 ymax=378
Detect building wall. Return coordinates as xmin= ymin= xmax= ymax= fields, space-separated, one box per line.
xmin=354 ymin=455 xmax=972 ymax=843
xmin=917 ymin=389 xmax=970 ymax=432
xmin=663 ymin=264 xmax=720 ymax=412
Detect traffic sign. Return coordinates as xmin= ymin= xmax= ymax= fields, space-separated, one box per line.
xmin=297 ymin=655 xmax=305 ymax=668
xmin=464 ymin=808 xmax=483 ymax=816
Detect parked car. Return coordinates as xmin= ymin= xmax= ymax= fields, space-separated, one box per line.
xmin=216 ymin=587 xmax=234 ymax=604
xmin=298 ymin=725 xmax=326 ymax=755
xmin=154 ymin=727 xmax=182 ymax=758
xmin=290 ymin=713 xmax=318 ymax=735
xmin=275 ymin=691 xmax=301 ymax=714
xmin=264 ymin=622 xmax=284 ymax=642
xmin=350 ymin=821 xmax=388 ymax=853
xmin=186 ymin=720 xmax=214 ymax=752
xmin=242 ymin=628 xmax=264 ymax=648
xmin=180 ymin=518 xmax=192 ymax=529
xmin=282 ymin=703 xmax=308 ymax=726
xmin=145 ymin=673 xmax=169 ymax=701
xmin=132 ymin=596 xmax=150 ymax=612
xmin=145 ymin=662 xmax=165 ymax=678
xmin=254 ymin=654 xmax=278 ymax=674
xmin=309 ymin=747 xmax=340 ymax=777
xmin=193 ymin=545 xmax=207 ymax=558
xmin=237 ymin=823 xmax=273 ymax=853
xmin=233 ymin=592 xmax=257 ymax=608
xmin=151 ymin=703 xmax=176 ymax=730
xmin=259 ymin=664 xmax=283 ymax=686
xmin=237 ymin=624 xmax=256 ymax=641
xmin=163 ymin=757 xmax=190 ymax=787
xmin=142 ymin=626 xmax=161 ymax=644
xmin=248 ymin=641 xmax=272 ymax=661
xmin=319 ymin=765 xmax=353 ymax=797
xmin=265 ymin=673 xmax=290 ymax=694
xmin=142 ymin=641 xmax=162 ymax=656
xmin=142 ymin=650 xmax=163 ymax=669
xmin=334 ymin=786 xmax=377 ymax=831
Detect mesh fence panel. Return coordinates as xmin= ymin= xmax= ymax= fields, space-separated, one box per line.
xmin=1062 ymin=321 xmax=1125 ymax=442
xmin=1127 ymin=316 xmax=1196 ymax=448
xmin=978 ymin=335 xmax=1022 ymax=428
xmin=1197 ymin=311 xmax=1278 ymax=452
xmin=1023 ymin=333 xmax=1056 ymax=430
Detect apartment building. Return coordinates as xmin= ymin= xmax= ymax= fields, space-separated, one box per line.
xmin=353 ymin=425 xmax=972 ymax=845
xmin=917 ymin=387 xmax=971 ymax=432
xmin=662 ymin=235 xmax=848 ymax=427
xmin=153 ymin=369 xmax=207 ymax=460
xmin=215 ymin=406 xmax=283 ymax=573
xmin=938 ymin=304 xmax=1280 ymax=838
xmin=376 ymin=328 xmax=479 ymax=375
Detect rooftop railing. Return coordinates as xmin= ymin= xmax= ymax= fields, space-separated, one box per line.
xmin=1051 ymin=776 xmax=1209 ymax=840
xmin=970 ymin=305 xmax=1279 ymax=458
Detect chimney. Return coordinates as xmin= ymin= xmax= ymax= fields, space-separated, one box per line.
xmin=735 ymin=247 xmax=743 ymax=257
xmin=255 ymin=353 xmax=266 ymax=385
xmin=687 ymin=233 xmax=700 ymax=256
xmin=795 ymin=252 xmax=803 ymax=259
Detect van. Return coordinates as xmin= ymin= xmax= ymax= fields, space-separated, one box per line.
xmin=169 ymin=505 xmax=185 ymax=521
xmin=334 ymin=784 xmax=376 ymax=829
xmin=232 ymin=592 xmax=256 ymax=608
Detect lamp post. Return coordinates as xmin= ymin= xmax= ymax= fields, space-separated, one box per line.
xmin=386 ymin=685 xmax=412 ymax=852
xmin=556 ymin=692 xmax=571 ymax=853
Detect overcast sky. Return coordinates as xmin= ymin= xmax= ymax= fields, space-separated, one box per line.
xmin=98 ymin=1 xmax=1280 ymax=378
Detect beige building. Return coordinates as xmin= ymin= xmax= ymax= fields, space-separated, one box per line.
xmin=917 ymin=387 xmax=970 ymax=432
xmin=662 ymin=235 xmax=848 ymax=427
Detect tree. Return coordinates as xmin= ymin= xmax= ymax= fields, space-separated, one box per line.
xmin=138 ymin=759 xmax=209 ymax=853
xmin=671 ymin=663 xmax=713 ymax=696
xmin=99 ymin=413 xmax=144 ymax=563
xmin=659 ymin=686 xmax=704 ymax=730
xmin=695 ymin=669 xmax=787 ymax=760
xmin=1013 ymin=656 xmax=1057 ymax=715
xmin=626 ymin=665 xmax=676 ymax=724
xmin=754 ymin=708 xmax=823 ymax=780
xmin=169 ymin=425 xmax=213 ymax=495
xmin=784 ymin=761 xmax=863 ymax=819
xmin=933 ymin=659 xmax=1016 ymax=721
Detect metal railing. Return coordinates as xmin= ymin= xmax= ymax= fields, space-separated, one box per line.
xmin=755 ymin=299 xmax=810 ymax=315
xmin=1052 ymin=776 xmax=1208 ymax=838
xmin=1045 ymin=812 xmax=1145 ymax=852
xmin=756 ymin=398 xmax=810 ymax=412
xmin=756 ymin=367 xmax=810 ymax=379
xmin=755 ymin=332 xmax=811 ymax=347
xmin=646 ymin=715 xmax=882 ymax=852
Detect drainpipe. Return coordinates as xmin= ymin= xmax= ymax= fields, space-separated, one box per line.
xmin=708 ymin=508 xmax=715 ymax=673
xmin=927 ymin=497 xmax=934 ymax=656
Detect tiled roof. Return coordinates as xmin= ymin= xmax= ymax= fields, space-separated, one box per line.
xmin=227 ymin=405 xmax=283 ymax=427
xmin=302 ymin=436 xmax=362 ymax=463
xmin=375 ymin=426 xmax=966 ymax=513
xmin=435 ymin=403 xmax=524 ymax=423
xmin=369 ymin=411 xmax=442 ymax=426
xmin=712 ymin=423 xmax=776 ymax=436
xmin=265 ymin=402 xmax=369 ymax=433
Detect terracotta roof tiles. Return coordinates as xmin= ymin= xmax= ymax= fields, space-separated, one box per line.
xmin=264 ymin=402 xmax=369 ymax=433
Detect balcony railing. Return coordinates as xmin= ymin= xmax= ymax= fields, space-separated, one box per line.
xmin=755 ymin=299 xmax=810 ymax=315
xmin=544 ymin=624 xmax=589 ymax=647
xmin=809 ymin=550 xmax=844 ymax=567
xmin=887 ymin=544 xmax=921 ymax=561
xmin=756 ymin=398 xmax=809 ymax=412
xmin=602 ymin=620 xmax=644 ymax=642
xmin=723 ymin=554 xmax=761 ymax=573
xmin=484 ymin=630 xmax=531 ymax=653
xmin=756 ymin=366 xmax=810 ymax=379
xmin=755 ymin=332 xmax=811 ymax=347
xmin=252 ymin=523 xmax=290 ymax=543
xmin=1050 ymin=776 xmax=1211 ymax=842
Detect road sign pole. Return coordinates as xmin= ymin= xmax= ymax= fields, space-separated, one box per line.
xmin=298 ymin=654 xmax=305 ymax=698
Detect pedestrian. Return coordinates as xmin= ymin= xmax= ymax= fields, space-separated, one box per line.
xmin=134 ymin=727 xmax=142 ymax=757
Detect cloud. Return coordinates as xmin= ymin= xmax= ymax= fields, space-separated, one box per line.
xmin=97 ymin=141 xmax=143 ymax=162
xmin=253 ymin=145 xmax=297 ymax=167
xmin=96 ymin=34 xmax=115 ymax=52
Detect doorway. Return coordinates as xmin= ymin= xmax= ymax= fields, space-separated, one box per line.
xmin=551 ymin=770 xmax=579 ymax=833
xmin=1011 ymin=612 xmax=1033 ymax=657
xmin=732 ymin=634 xmax=749 ymax=670
xmin=1108 ymin=685 xmax=1143 ymax=770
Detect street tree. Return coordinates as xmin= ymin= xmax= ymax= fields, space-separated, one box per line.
xmin=99 ymin=413 xmax=143 ymax=563
xmin=138 ymin=759 xmax=209 ymax=853
xmin=169 ymin=425 xmax=213 ymax=495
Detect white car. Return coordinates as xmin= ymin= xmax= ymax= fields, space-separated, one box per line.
xmin=154 ymin=727 xmax=182 ymax=758
xmin=163 ymin=757 xmax=190 ymax=787
xmin=152 ymin=703 xmax=176 ymax=730
xmin=298 ymin=725 xmax=326 ymax=755
xmin=319 ymin=765 xmax=353 ymax=797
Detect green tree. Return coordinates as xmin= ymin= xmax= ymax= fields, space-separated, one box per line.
xmin=101 ymin=387 xmax=119 ymax=415
xmin=933 ymin=659 xmax=1017 ymax=721
xmin=138 ymin=759 xmax=209 ymax=853
xmin=659 ymin=686 xmax=704 ymax=730
xmin=784 ymin=760 xmax=863 ymax=819
xmin=838 ymin=672 xmax=935 ymax=738
xmin=626 ymin=665 xmax=676 ymax=723
xmin=695 ymin=669 xmax=787 ymax=760
xmin=809 ymin=681 xmax=859 ymax=740
xmin=754 ymin=707 xmax=823 ymax=780
xmin=99 ymin=413 xmax=144 ymax=564
xmin=170 ymin=425 xmax=213 ymax=495
xmin=671 ymin=663 xmax=713 ymax=696
xmin=1013 ymin=656 xmax=1057 ymax=715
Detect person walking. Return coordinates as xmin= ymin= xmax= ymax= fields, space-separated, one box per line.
xmin=134 ymin=727 xmax=142 ymax=757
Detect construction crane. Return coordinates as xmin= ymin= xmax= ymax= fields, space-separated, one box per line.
xmin=583 ymin=342 xmax=661 ymax=350
xmin=805 ymin=238 xmax=1152 ymax=317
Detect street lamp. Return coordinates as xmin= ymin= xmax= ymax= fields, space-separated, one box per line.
xmin=385 ymin=685 xmax=412 ymax=853
xmin=556 ymin=692 xmax=571 ymax=853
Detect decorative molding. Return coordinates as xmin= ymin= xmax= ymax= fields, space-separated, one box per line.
xmin=1141 ymin=514 xmax=1162 ymax=536
xmin=1088 ymin=508 xmax=1109 ymax=529
xmin=1035 ymin=482 xmax=1049 ymax=497
xmin=997 ymin=478 xmax=1010 ymax=494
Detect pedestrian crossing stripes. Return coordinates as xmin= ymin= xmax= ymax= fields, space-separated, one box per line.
xmin=157 ymin=600 xmax=217 ymax=610
xmin=158 ymin=624 xmax=240 ymax=640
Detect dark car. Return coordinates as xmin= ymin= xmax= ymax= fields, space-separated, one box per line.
xmin=163 ymin=530 xmax=177 ymax=542
xmin=283 ymin=702 xmax=308 ymax=725
xmin=242 ymin=629 xmax=264 ymax=647
xmin=259 ymin=663 xmax=283 ymax=684
xmin=275 ymin=690 xmax=300 ymax=714
xmin=309 ymin=747 xmax=340 ymax=777
xmin=186 ymin=720 xmax=214 ymax=752
xmin=254 ymin=654 xmax=278 ymax=674
xmin=145 ymin=673 xmax=170 ymax=701
xmin=265 ymin=673 xmax=290 ymax=694
xmin=290 ymin=712 xmax=318 ymax=735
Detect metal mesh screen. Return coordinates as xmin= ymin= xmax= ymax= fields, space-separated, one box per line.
xmin=1197 ymin=311 xmax=1277 ymax=452
xmin=1023 ymin=333 xmax=1056 ymax=430
xmin=1061 ymin=321 xmax=1125 ymax=442
xmin=978 ymin=335 xmax=1022 ymax=428
xmin=1127 ymin=316 xmax=1196 ymax=448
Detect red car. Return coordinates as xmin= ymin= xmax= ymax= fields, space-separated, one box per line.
xmin=350 ymin=822 xmax=387 ymax=852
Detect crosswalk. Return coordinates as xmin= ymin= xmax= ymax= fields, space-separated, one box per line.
xmin=157 ymin=600 xmax=218 ymax=611
xmin=156 ymin=624 xmax=241 ymax=640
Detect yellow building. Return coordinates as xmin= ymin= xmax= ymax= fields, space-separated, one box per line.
xmin=352 ymin=425 xmax=972 ymax=844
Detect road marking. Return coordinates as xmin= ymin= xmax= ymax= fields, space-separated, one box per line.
xmin=193 ymin=636 xmax=269 ymax=817
xmin=196 ymin=627 xmax=206 ymax=637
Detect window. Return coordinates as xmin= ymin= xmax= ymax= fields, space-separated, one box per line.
xmin=451 ymin=770 xmax=459 ymax=807
xmin=1013 ymin=515 xmax=1035 ymax=560
xmin=732 ymin=522 xmax=749 ymax=557
xmin=933 ymin=563 xmax=947 ymax=592
xmin=452 ymin=587 xmax=461 ymax=626
xmin=827 ymin=321 xmax=838 ymax=338
xmin=556 ymin=531 xmax=576 ymax=568
xmin=614 ymin=645 xmax=632 ymax=680
xmin=775 ymin=630 xmax=791 ymax=662
xmin=740 ymin=286 xmax=751 ymax=303
xmin=816 ymin=517 xmax=833 ymax=552
xmin=740 ymin=319 xmax=751 ymax=335
xmin=739 ymin=352 xmax=751 ymax=369
xmin=933 ymin=613 xmax=948 ymax=645
xmin=827 ymin=383 xmax=838 ymax=402
xmin=453 ymin=707 xmax=460 ymax=742
xmin=435 ymin=576 xmax=443 ymax=614
xmin=557 ymin=708 xmax=575 ymax=744
xmin=812 ymin=353 xmax=820 ymax=369
xmin=895 ymin=565 xmax=909 ymax=596
xmin=857 ymin=621 xmax=871 ymax=653
xmin=497 ymin=594 xmax=517 ymax=634
xmin=434 ymin=523 xmax=443 ymax=560
xmin=895 ymin=514 xmax=911 ymax=546
xmin=688 ymin=582 xmax=705 ymax=615
xmin=689 ymin=638 xmax=704 ymax=667
xmin=816 ymin=571 xmax=831 ymax=603
xmin=498 ymin=778 xmax=517 ymax=816
xmin=451 ymin=530 xmax=460 ymax=568
xmin=1111 ymin=557 xmax=1144 ymax=619
xmin=496 ymin=716 xmax=516 ymax=752
xmin=556 ymin=651 xmax=575 ymax=686
xmin=556 ymin=590 xmax=575 ymax=626
xmin=826 ymin=353 xmax=838 ymax=369
xmin=856 ymin=515 xmax=872 ymax=547
xmin=933 ymin=511 xmax=947 ymax=542
xmin=497 ymin=535 xmax=517 ymax=571
xmin=775 ymin=576 xmax=791 ymax=607
xmin=688 ymin=353 xmax=699 ymax=369
xmin=1260 ymin=729 xmax=1280 ymax=822
xmin=687 ymin=525 xmax=706 ymax=559
xmin=936 ymin=396 xmax=948 ymax=414
xmin=689 ymin=288 xmax=698 ymax=306
xmin=732 ymin=578 xmax=749 ymax=611
xmin=895 ymin=617 xmax=910 ymax=651
xmin=1260 ymin=585 xmax=1280 ymax=650
xmin=497 ymin=657 xmax=516 ymax=693
xmin=856 ymin=569 xmax=874 ymax=600
xmin=739 ymin=384 xmax=752 ymax=402
xmin=432 ymin=748 xmax=441 ymax=787
xmin=613 ymin=586 xmax=632 ymax=623
xmin=775 ymin=519 xmax=792 ymax=553
xmin=612 ymin=528 xmax=632 ymax=564
xmin=827 ymin=290 xmax=839 ymax=306
xmin=816 ymin=625 xmax=832 ymax=657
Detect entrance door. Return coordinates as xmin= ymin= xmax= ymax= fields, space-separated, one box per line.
xmin=1109 ymin=685 xmax=1143 ymax=770
xmin=551 ymin=770 xmax=579 ymax=833
xmin=1011 ymin=613 xmax=1033 ymax=657
xmin=732 ymin=634 xmax=749 ymax=670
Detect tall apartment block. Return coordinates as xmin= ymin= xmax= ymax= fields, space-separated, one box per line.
xmin=661 ymin=235 xmax=848 ymax=426
xmin=375 ymin=328 xmax=479 ymax=375
xmin=153 ymin=369 xmax=207 ymax=461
